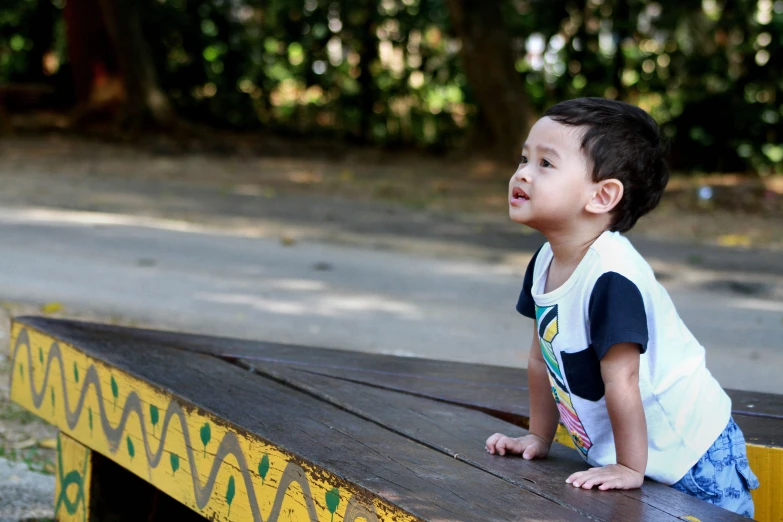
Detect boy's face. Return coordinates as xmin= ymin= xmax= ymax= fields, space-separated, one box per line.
xmin=508 ymin=116 xmax=595 ymax=233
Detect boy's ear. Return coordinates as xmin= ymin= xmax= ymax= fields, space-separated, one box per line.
xmin=586 ymin=178 xmax=624 ymax=215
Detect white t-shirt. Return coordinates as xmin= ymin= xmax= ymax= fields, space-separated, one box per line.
xmin=517 ymin=230 xmax=730 ymax=485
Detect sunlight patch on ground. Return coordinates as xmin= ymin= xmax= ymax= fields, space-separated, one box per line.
xmin=266 ymin=279 xmax=328 ymax=292
xmin=0 ymin=206 xmax=209 ymax=233
xmin=726 ymin=297 xmax=783 ymax=313
xmin=194 ymin=291 xmax=422 ymax=320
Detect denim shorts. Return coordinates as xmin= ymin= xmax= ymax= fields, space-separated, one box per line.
xmin=671 ymin=417 xmax=760 ymax=518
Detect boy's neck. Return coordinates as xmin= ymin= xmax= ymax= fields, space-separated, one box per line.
xmin=543 ymin=223 xmax=609 ymax=267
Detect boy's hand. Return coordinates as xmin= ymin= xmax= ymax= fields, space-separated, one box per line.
xmin=565 ymin=463 xmax=644 ymax=490
xmin=485 ymin=433 xmax=550 ymax=459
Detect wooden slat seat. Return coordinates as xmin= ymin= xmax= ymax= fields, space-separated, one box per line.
xmin=8 ymin=317 xmax=777 ymax=521
xmin=121 ymin=320 xmax=783 ymax=521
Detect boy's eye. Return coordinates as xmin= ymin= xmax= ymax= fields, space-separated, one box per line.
xmin=540 ymin=159 xmax=552 ymax=168
xmin=519 ymin=155 xmax=528 ymax=164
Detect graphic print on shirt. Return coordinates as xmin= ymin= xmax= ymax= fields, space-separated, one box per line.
xmin=535 ymin=304 xmax=592 ymax=458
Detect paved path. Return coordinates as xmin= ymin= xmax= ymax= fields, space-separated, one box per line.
xmin=0 ymin=457 xmax=55 ymax=522
xmin=1 ymin=209 xmax=781 ymax=394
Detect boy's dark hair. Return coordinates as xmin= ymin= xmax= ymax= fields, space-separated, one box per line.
xmin=544 ymin=97 xmax=670 ymax=233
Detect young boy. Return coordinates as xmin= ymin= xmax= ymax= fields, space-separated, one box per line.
xmin=484 ymin=98 xmax=759 ymax=517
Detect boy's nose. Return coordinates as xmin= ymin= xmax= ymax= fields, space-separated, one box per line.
xmin=514 ymin=168 xmax=531 ymax=182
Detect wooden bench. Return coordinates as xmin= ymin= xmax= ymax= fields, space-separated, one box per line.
xmin=8 ymin=316 xmax=780 ymax=521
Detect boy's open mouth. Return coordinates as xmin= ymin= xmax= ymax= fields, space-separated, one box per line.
xmin=512 ymin=187 xmax=529 ymax=200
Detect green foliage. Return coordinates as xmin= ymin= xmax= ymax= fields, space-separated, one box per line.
xmin=1 ymin=0 xmax=782 ymax=171
xmin=0 ymin=0 xmax=45 ymax=81
xmin=500 ymin=0 xmax=783 ymax=173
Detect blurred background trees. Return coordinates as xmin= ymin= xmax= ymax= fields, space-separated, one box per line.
xmin=1 ymin=0 xmax=781 ymax=173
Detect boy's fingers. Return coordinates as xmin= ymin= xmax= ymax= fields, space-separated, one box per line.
xmin=598 ymin=480 xmax=619 ymax=490
xmin=581 ymin=476 xmax=601 ymax=489
xmin=497 ymin=437 xmax=518 ymax=456
xmin=485 ymin=433 xmax=504 ymax=453
xmin=496 ymin=439 xmax=507 ymax=455
xmin=485 ymin=433 xmax=503 ymax=447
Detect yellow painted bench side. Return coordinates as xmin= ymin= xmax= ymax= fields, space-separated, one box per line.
xmin=9 ymin=323 xmax=417 ymax=522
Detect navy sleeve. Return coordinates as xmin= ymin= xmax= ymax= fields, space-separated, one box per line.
xmin=515 ymin=247 xmax=542 ymax=318
xmin=588 ymin=272 xmax=649 ymax=359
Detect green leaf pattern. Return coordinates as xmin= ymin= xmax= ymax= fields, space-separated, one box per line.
xmin=258 ymin=454 xmax=270 ymax=484
xmin=126 ymin=436 xmax=135 ymax=459
xmin=226 ymin=476 xmax=236 ymax=517
xmin=110 ymin=376 xmax=119 ymax=411
xmin=200 ymin=422 xmax=211 ymax=457
xmin=13 ymin=342 xmax=370 ymax=522
xmin=326 ymin=487 xmax=340 ymax=522
xmin=149 ymin=405 xmax=159 ymax=435
xmin=170 ymin=452 xmax=179 ymax=475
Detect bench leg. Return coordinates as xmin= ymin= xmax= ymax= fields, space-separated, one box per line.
xmin=55 ymin=432 xmax=204 ymax=522
xmin=55 ymin=432 xmax=92 ymax=522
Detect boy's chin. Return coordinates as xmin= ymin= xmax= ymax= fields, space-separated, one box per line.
xmin=509 ymin=212 xmax=544 ymax=234
xmin=509 ymin=210 xmax=532 ymax=225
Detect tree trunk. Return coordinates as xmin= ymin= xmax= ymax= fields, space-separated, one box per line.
xmin=612 ymin=0 xmax=629 ymax=101
xmin=95 ymin=0 xmax=176 ymax=128
xmin=356 ymin=1 xmax=378 ymax=144
xmin=444 ymin=0 xmax=533 ymax=163
xmin=63 ymin=0 xmax=114 ymax=105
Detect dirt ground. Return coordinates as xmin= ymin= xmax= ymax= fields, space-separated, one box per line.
xmin=2 ymin=133 xmax=782 ymax=250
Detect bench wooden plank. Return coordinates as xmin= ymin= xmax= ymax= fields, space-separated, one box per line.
xmin=247 ymin=360 xmax=746 ymax=521
xmin=9 ymin=317 xmax=587 ymax=522
xmin=128 ymin=326 xmax=782 ymax=422
xmin=725 ymin=389 xmax=783 ymax=420
xmin=273 ymin=352 xmax=783 ymax=522
xmin=229 ymin=354 xmax=783 ymax=446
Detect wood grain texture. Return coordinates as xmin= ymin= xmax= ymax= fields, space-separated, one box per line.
xmin=81 ymin=317 xmax=779 ymax=426
xmin=13 ymin=317 xmax=780 ymax=521
xmin=247 ymin=360 xmax=748 ymax=522
xmin=10 ymin=317 xmax=585 ymax=522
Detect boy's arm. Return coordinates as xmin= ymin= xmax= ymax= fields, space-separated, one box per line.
xmin=603 ymin=343 xmax=647 ymax=476
xmin=486 ymin=328 xmax=558 ymax=458
xmin=527 ymin=328 xmax=560 ymax=444
xmin=566 ymin=342 xmax=646 ymax=490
